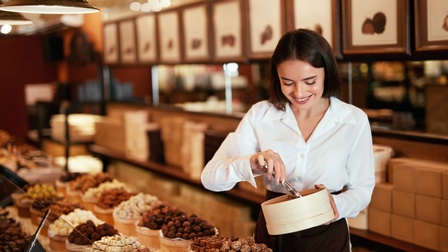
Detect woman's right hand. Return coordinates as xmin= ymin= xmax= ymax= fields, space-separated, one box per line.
xmin=250 ymin=150 xmax=286 ymax=185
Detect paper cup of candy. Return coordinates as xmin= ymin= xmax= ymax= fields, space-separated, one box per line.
xmin=261 ymin=188 xmax=333 ymax=235
xmin=135 ymin=223 xmax=160 ymax=249
xmin=93 ymin=205 xmax=114 ymax=226
xmin=113 ymin=213 xmax=139 ymax=237
xmin=158 ymin=232 xmax=193 ymax=252
xmin=48 ymin=232 xmax=68 ymax=252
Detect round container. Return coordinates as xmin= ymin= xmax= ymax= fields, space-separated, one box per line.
xmin=65 ymin=187 xmax=82 ymax=204
xmin=261 ymin=188 xmax=333 ymax=235
xmin=93 ymin=205 xmax=114 ymax=226
xmin=113 ymin=213 xmax=139 ymax=237
xmin=159 ymin=232 xmax=193 ymax=252
xmin=12 ymin=193 xmax=32 ymax=218
xmin=65 ymin=239 xmax=89 ymax=252
xmin=135 ymin=223 xmax=160 ymax=249
xmin=81 ymin=196 xmax=97 ymax=212
xmin=30 ymin=206 xmax=46 ymax=226
xmin=56 ymin=180 xmax=68 ymax=196
xmin=48 ymin=232 xmax=68 ymax=252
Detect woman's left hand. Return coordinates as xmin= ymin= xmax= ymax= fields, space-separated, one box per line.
xmin=315 ymin=184 xmax=339 ymax=224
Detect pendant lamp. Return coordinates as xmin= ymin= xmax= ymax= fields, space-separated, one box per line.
xmin=0 ymin=10 xmax=33 ymax=25
xmin=0 ymin=0 xmax=99 ymax=14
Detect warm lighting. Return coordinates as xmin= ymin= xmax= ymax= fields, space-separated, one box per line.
xmin=0 ymin=10 xmax=33 ymax=25
xmin=129 ymin=2 xmax=141 ymax=11
xmin=129 ymin=0 xmax=170 ymax=13
xmin=0 ymin=0 xmax=99 ymax=14
xmin=1 ymin=24 xmax=12 ymax=33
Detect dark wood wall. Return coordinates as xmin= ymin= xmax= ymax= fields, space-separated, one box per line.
xmin=0 ymin=35 xmax=58 ymax=140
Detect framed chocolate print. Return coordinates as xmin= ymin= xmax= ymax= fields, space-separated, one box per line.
xmin=287 ymin=0 xmax=341 ymax=59
xmin=135 ymin=14 xmax=158 ymax=63
xmin=245 ymin=0 xmax=286 ymax=59
xmin=103 ymin=22 xmax=119 ymax=64
xmin=342 ymin=0 xmax=410 ymax=55
xmin=415 ymin=0 xmax=448 ymax=52
xmin=181 ymin=2 xmax=211 ymax=62
xmin=210 ymin=0 xmax=245 ymax=62
xmin=118 ymin=19 xmax=137 ymax=64
xmin=157 ymin=9 xmax=182 ymax=64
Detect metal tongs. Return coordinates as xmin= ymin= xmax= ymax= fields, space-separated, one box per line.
xmin=262 ymin=163 xmax=302 ymax=198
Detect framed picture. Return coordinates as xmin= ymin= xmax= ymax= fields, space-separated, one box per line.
xmin=118 ymin=19 xmax=137 ymax=64
xmin=210 ymin=0 xmax=246 ymax=62
xmin=287 ymin=0 xmax=341 ymax=59
xmin=342 ymin=0 xmax=410 ymax=55
xmin=181 ymin=2 xmax=211 ymax=62
xmin=135 ymin=14 xmax=158 ymax=63
xmin=103 ymin=22 xmax=119 ymax=64
xmin=245 ymin=0 xmax=286 ymax=59
xmin=157 ymin=9 xmax=182 ymax=64
xmin=415 ymin=0 xmax=448 ymax=52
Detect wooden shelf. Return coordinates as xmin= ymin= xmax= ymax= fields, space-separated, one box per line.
xmin=350 ymin=228 xmax=437 ymax=252
xmin=88 ymin=144 xmax=438 ymax=252
xmin=88 ymin=144 xmax=265 ymax=206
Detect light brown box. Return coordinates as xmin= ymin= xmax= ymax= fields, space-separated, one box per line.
xmin=393 ymin=163 xmax=417 ymax=193
xmin=370 ymin=183 xmax=394 ymax=212
xmin=392 ymin=190 xmax=415 ymax=218
xmin=391 ymin=214 xmax=414 ymax=244
xmin=368 ymin=207 xmax=391 ymax=237
xmin=416 ymin=195 xmax=441 ymax=224
xmin=440 ymin=226 xmax=448 ymax=252
xmin=414 ymin=220 xmax=439 ymax=251
xmin=442 ymin=200 xmax=448 ymax=227
xmin=417 ymin=166 xmax=446 ymax=198
xmin=387 ymin=158 xmax=416 ymax=184
xmin=443 ymin=171 xmax=448 ymax=200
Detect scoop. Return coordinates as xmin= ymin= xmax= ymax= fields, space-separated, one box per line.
xmin=262 ymin=163 xmax=302 ymax=198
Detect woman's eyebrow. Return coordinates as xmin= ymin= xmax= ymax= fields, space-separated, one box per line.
xmin=302 ymin=75 xmax=317 ymax=81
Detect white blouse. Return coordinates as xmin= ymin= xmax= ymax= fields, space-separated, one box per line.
xmin=201 ymin=97 xmax=375 ymax=219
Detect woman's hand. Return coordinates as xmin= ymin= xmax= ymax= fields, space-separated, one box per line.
xmin=250 ymin=150 xmax=286 ymax=184
xmin=315 ymin=184 xmax=339 ymax=224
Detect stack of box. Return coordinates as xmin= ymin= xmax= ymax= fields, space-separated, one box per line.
xmin=181 ymin=121 xmax=208 ymax=180
xmin=160 ymin=116 xmax=186 ymax=168
xmin=94 ymin=111 xmax=152 ymax=161
xmin=368 ymin=158 xmax=448 ymax=251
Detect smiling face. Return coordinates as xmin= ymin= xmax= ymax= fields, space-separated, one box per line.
xmin=277 ymin=59 xmax=326 ymax=113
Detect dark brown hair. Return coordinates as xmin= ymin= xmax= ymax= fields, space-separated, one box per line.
xmin=268 ymin=28 xmax=341 ymax=110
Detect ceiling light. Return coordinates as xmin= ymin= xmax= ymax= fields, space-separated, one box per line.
xmin=1 ymin=24 xmax=12 ymax=33
xmin=0 ymin=0 xmax=99 ymax=14
xmin=0 ymin=10 xmax=33 ymax=25
xmin=140 ymin=2 xmax=150 ymax=12
xmin=130 ymin=2 xmax=141 ymax=11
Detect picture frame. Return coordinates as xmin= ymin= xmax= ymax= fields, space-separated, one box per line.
xmin=103 ymin=22 xmax=119 ymax=64
xmin=210 ymin=0 xmax=246 ymax=62
xmin=180 ymin=2 xmax=211 ymax=63
xmin=135 ymin=14 xmax=158 ymax=63
xmin=245 ymin=0 xmax=286 ymax=60
xmin=157 ymin=8 xmax=182 ymax=64
xmin=415 ymin=0 xmax=448 ymax=52
xmin=118 ymin=19 xmax=137 ymax=64
xmin=286 ymin=0 xmax=341 ymax=59
xmin=342 ymin=0 xmax=410 ymax=55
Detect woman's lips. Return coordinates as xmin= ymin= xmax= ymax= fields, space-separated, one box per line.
xmin=294 ymin=95 xmax=312 ymax=104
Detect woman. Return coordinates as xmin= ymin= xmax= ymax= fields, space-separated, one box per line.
xmin=201 ymin=29 xmax=375 ymax=251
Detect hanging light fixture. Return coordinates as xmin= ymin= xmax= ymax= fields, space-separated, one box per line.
xmin=0 ymin=0 xmax=99 ymax=15
xmin=0 ymin=9 xmax=33 ymax=25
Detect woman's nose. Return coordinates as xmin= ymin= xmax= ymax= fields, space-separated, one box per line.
xmin=294 ymin=83 xmax=306 ymax=97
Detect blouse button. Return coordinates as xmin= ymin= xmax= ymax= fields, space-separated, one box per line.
xmin=300 ymin=154 xmax=305 ymax=159
xmin=298 ymin=176 xmax=303 ymax=181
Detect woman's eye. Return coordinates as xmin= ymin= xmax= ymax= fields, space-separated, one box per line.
xmin=305 ymin=80 xmax=316 ymax=85
xmin=283 ymin=82 xmax=294 ymax=86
